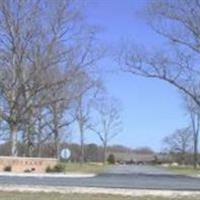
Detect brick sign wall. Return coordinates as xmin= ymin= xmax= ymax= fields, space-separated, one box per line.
xmin=0 ymin=156 xmax=58 ymax=173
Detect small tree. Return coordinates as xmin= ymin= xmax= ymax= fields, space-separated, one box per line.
xmin=163 ymin=128 xmax=193 ymax=165
xmin=107 ymin=154 xmax=116 ymax=165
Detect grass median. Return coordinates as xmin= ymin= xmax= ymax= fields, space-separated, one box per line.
xmin=61 ymin=162 xmax=110 ymax=174
xmin=0 ymin=192 xmax=199 ymax=200
xmin=167 ymin=166 xmax=200 ymax=176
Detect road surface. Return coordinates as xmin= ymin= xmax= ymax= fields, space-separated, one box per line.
xmin=0 ymin=165 xmax=200 ymax=190
xmin=106 ymin=165 xmax=175 ymax=175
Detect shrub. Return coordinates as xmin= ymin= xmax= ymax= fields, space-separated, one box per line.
xmin=107 ymin=154 xmax=116 ymax=164
xmin=4 ymin=166 xmax=11 ymax=172
xmin=46 ymin=166 xmax=53 ymax=173
xmin=46 ymin=163 xmax=65 ymax=173
xmin=24 ymin=169 xmax=31 ymax=173
xmin=53 ymin=163 xmax=65 ymax=172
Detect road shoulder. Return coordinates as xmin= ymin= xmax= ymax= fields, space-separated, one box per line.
xmin=0 ymin=185 xmax=200 ymax=197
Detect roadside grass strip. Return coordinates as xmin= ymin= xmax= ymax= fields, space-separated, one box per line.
xmin=0 ymin=185 xmax=199 ymax=199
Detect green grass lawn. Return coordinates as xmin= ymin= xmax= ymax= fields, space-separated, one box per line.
xmin=62 ymin=162 xmax=110 ymax=174
xmin=167 ymin=166 xmax=200 ymax=176
xmin=0 ymin=192 xmax=199 ymax=200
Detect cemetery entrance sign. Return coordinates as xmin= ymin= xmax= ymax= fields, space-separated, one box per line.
xmin=0 ymin=156 xmax=58 ymax=173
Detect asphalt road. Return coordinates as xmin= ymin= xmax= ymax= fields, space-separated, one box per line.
xmin=0 ymin=165 xmax=200 ymax=191
xmin=106 ymin=165 xmax=175 ymax=175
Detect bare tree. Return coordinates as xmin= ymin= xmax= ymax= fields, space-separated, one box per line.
xmin=75 ymin=95 xmax=90 ymax=164
xmin=46 ymin=82 xmax=75 ymax=159
xmin=163 ymin=128 xmax=193 ymax=164
xmin=0 ymin=0 xmax=41 ymax=156
xmin=90 ymin=95 xmax=122 ymax=164
xmin=119 ymin=0 xmax=200 ymax=108
xmin=118 ymin=0 xmax=200 ymax=167
xmin=74 ymin=70 xmax=101 ymax=164
xmin=0 ymin=0 xmax=103 ymax=157
xmin=34 ymin=108 xmax=52 ymax=157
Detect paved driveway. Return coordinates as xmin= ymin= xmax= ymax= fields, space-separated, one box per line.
xmin=105 ymin=165 xmax=174 ymax=175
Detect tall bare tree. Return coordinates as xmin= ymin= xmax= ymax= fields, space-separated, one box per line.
xmin=74 ymin=70 xmax=102 ymax=164
xmin=90 ymin=95 xmax=122 ymax=164
xmin=46 ymin=78 xmax=76 ymax=159
xmin=185 ymin=96 xmax=200 ymax=168
xmin=118 ymin=0 xmax=200 ymax=167
xmin=119 ymin=0 xmax=200 ymax=108
xmin=0 ymin=0 xmax=103 ymax=156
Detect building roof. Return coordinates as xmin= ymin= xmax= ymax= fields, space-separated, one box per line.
xmin=107 ymin=152 xmax=155 ymax=162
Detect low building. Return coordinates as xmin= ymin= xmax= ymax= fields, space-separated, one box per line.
xmin=107 ymin=152 xmax=156 ymax=164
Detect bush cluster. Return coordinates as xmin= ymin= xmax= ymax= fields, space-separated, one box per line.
xmin=46 ymin=163 xmax=65 ymax=173
xmin=4 ymin=166 xmax=11 ymax=172
xmin=107 ymin=154 xmax=116 ymax=164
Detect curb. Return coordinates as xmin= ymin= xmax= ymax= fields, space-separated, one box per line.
xmin=0 ymin=172 xmax=96 ymax=178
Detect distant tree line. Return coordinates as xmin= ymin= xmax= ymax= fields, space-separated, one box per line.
xmin=0 ymin=142 xmax=150 ymax=163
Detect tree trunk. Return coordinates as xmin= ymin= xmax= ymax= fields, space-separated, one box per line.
xmin=37 ymin=115 xmax=42 ymax=157
xmin=37 ymin=133 xmax=42 ymax=158
xmin=11 ymin=125 xmax=18 ymax=157
xmin=193 ymin=133 xmax=198 ymax=169
xmin=103 ymin=141 xmax=107 ymax=164
xmin=37 ymin=142 xmax=42 ymax=158
xmin=80 ymin=124 xmax=85 ymax=164
xmin=53 ymin=106 xmax=60 ymax=160
xmin=25 ymin=123 xmax=34 ymax=157
xmin=26 ymin=125 xmax=32 ymax=157
xmin=55 ymin=130 xmax=60 ymax=160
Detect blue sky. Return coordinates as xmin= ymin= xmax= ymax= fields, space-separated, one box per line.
xmin=75 ymin=0 xmax=189 ymax=151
